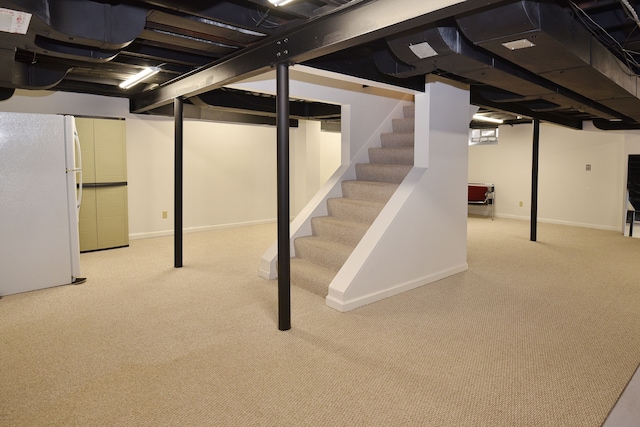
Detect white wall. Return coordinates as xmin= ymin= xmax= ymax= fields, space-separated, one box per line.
xmin=0 ymin=88 xmax=341 ymax=239
xmin=469 ymin=121 xmax=631 ymax=231
xmin=327 ymin=82 xmax=471 ymax=311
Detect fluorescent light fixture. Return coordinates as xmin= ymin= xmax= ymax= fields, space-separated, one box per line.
xmin=119 ymin=66 xmax=160 ymax=89
xmin=409 ymin=41 xmax=438 ymax=59
xmin=502 ymin=39 xmax=536 ymax=50
xmin=472 ymin=114 xmax=504 ymax=124
xmin=268 ymin=0 xmax=294 ymax=6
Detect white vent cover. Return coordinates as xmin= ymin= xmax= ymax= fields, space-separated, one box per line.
xmin=409 ymin=42 xmax=438 ymax=59
xmin=0 ymin=8 xmax=31 ymax=34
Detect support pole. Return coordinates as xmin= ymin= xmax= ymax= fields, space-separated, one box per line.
xmin=174 ymin=97 xmax=184 ymax=267
xmin=530 ymin=118 xmax=540 ymax=242
xmin=276 ymin=62 xmax=291 ymax=331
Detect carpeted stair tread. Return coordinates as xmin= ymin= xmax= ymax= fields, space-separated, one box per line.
xmin=355 ymin=163 xmax=412 ymax=183
xmin=368 ymin=147 xmax=414 ymax=165
xmin=392 ymin=117 xmax=414 ymax=133
xmin=380 ymin=132 xmax=414 ymax=148
xmin=294 ymin=236 xmax=354 ymax=272
xmin=289 ymin=103 xmax=415 ymax=297
xmin=311 ymin=216 xmax=370 ymax=247
xmin=341 ymin=180 xmax=399 ymax=203
xmin=290 ymin=257 xmax=336 ymax=297
xmin=327 ymin=197 xmax=386 ymax=223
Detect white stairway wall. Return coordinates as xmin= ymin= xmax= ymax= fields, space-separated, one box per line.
xmin=327 ymin=81 xmax=471 ymax=312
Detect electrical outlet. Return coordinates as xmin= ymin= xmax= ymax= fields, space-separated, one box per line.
xmin=162 ymin=211 xmax=168 ymax=219
xmin=519 ymin=201 xmax=524 ymax=207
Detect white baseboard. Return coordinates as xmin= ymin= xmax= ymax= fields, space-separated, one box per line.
xmin=492 ymin=213 xmax=619 ymax=232
xmin=325 ymin=263 xmax=469 ymax=312
xmin=129 ymin=218 xmax=277 ymax=240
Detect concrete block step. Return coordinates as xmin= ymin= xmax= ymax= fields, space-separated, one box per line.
xmin=368 ymin=147 xmax=414 ymax=165
xmin=294 ymin=236 xmax=354 ymax=272
xmin=392 ymin=117 xmax=414 ymax=133
xmin=311 ymin=216 xmax=370 ymax=247
xmin=355 ymin=163 xmax=412 ymax=183
xmin=290 ymin=257 xmax=336 ymax=297
xmin=327 ymin=197 xmax=385 ymax=223
xmin=380 ymin=132 xmax=414 ymax=148
xmin=341 ymin=180 xmax=399 ymax=203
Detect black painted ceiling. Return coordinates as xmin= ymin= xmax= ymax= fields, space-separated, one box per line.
xmin=2 ymin=0 xmax=640 ymax=129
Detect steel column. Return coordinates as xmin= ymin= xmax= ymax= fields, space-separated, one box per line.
xmin=276 ymin=62 xmax=291 ymax=331
xmin=530 ymin=118 xmax=540 ymax=242
xmin=174 ymin=97 xmax=184 ymax=267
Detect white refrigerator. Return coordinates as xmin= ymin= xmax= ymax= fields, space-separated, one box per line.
xmin=0 ymin=112 xmax=84 ymax=296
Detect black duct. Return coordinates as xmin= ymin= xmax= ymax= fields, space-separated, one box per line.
xmin=456 ymin=0 xmax=640 ymax=122
xmin=381 ymin=25 xmax=621 ymax=124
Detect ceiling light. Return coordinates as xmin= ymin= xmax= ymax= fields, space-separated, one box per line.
xmin=119 ymin=66 xmax=160 ymax=89
xmin=409 ymin=41 xmax=438 ymax=59
xmin=502 ymin=39 xmax=536 ymax=50
xmin=268 ymin=0 xmax=295 ymax=6
xmin=472 ymin=114 xmax=504 ymax=124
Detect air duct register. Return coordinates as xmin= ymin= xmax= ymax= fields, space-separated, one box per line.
xmin=409 ymin=42 xmax=438 ymax=59
xmin=0 ymin=8 xmax=31 ymax=34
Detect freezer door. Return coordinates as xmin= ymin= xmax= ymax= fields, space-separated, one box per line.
xmin=0 ymin=113 xmax=80 ymax=296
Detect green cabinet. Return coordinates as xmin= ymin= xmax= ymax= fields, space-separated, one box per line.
xmin=76 ymin=117 xmax=129 ymax=252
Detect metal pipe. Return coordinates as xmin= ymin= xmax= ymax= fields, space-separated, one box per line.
xmin=531 ymin=118 xmax=540 ymax=242
xmin=276 ymin=62 xmax=291 ymax=331
xmin=174 ymin=97 xmax=184 ymax=267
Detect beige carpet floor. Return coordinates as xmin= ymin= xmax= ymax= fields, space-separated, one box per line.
xmin=1 ymin=217 xmax=640 ymax=426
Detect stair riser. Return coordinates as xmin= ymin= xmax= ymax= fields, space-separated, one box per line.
xmin=392 ymin=118 xmax=414 ymax=133
xmin=380 ymin=132 xmax=414 ymax=148
xmin=341 ymin=180 xmax=398 ymax=203
xmin=290 ymin=258 xmax=335 ymax=297
xmin=355 ymin=164 xmax=412 ymax=183
xmin=312 ymin=217 xmax=368 ymax=247
xmin=368 ymin=147 xmax=414 ymax=165
xmin=403 ymin=105 xmax=415 ymax=118
xmin=327 ymin=198 xmax=383 ymax=223
xmin=294 ymin=239 xmax=352 ymax=271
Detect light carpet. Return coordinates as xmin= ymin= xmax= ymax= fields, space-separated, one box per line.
xmin=1 ymin=217 xmax=640 ymax=426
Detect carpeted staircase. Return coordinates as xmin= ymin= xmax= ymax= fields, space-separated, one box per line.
xmin=290 ymin=104 xmax=415 ymax=297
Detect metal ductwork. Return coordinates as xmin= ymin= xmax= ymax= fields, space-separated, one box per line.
xmin=456 ymin=0 xmax=640 ymax=122
xmin=0 ymin=0 xmax=147 ymax=91
xmin=380 ymin=24 xmax=621 ymax=126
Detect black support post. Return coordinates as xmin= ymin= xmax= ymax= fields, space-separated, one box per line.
xmin=531 ymin=118 xmax=540 ymax=242
xmin=276 ymin=62 xmax=291 ymax=331
xmin=174 ymin=97 xmax=184 ymax=268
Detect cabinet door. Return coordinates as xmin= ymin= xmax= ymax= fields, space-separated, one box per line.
xmin=94 ymin=119 xmax=126 ymax=183
xmin=96 ymin=186 xmax=129 ymax=249
xmin=79 ymin=188 xmax=98 ymax=252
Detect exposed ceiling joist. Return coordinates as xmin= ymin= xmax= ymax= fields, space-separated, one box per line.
xmin=130 ymin=0 xmax=506 ymax=113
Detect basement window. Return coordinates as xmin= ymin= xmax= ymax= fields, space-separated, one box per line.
xmin=469 ymin=128 xmax=498 ymax=145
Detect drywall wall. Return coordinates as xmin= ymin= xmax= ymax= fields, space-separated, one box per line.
xmin=469 ymin=121 xmax=629 ymax=230
xmin=0 ymin=89 xmax=341 ymax=239
xmin=327 ymin=81 xmax=470 ymax=311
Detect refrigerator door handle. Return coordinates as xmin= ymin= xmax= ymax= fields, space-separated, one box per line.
xmin=69 ymin=127 xmax=83 ymax=213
